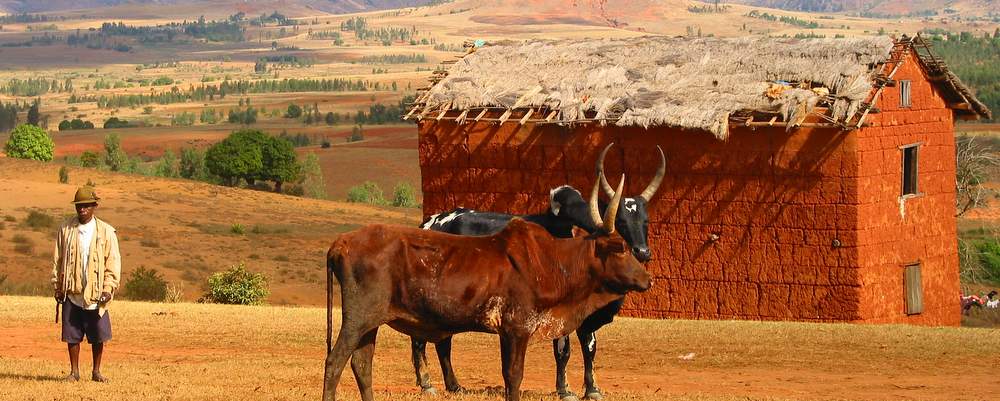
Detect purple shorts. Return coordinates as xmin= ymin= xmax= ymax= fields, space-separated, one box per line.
xmin=61 ymin=301 xmax=112 ymax=344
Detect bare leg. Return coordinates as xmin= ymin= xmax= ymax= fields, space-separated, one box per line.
xmin=553 ymin=336 xmax=577 ymax=400
xmin=66 ymin=343 xmax=81 ymax=381
xmin=91 ymin=343 xmax=108 ymax=382
xmin=351 ymin=328 xmax=379 ymax=401
xmin=577 ymin=330 xmax=602 ymax=400
xmin=500 ymin=334 xmax=528 ymax=401
xmin=435 ymin=337 xmax=464 ymax=392
xmin=410 ymin=339 xmax=436 ymax=393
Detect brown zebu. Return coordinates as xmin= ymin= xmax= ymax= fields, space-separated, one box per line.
xmin=323 ymin=176 xmax=651 ymax=401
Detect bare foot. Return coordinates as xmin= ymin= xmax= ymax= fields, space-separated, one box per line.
xmin=64 ymin=372 xmax=80 ymax=382
xmin=91 ymin=372 xmax=109 ymax=383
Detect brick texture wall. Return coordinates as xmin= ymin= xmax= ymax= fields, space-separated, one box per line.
xmin=417 ymin=52 xmax=960 ymax=326
xmin=854 ymin=52 xmax=961 ymax=325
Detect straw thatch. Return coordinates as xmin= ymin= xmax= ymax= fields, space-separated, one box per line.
xmin=421 ymin=36 xmax=900 ymax=139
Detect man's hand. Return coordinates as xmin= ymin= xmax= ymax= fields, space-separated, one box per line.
xmin=98 ymin=292 xmax=112 ymax=303
xmin=54 ymin=290 xmax=64 ymax=302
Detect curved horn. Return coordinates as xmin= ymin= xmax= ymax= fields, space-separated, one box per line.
xmin=589 ymin=172 xmax=605 ymax=228
xmin=638 ymin=145 xmax=666 ymax=202
xmin=603 ymin=174 xmax=625 ymax=233
xmin=596 ymin=143 xmax=616 ymax=198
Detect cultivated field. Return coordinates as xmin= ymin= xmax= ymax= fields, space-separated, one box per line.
xmin=1 ymin=296 xmax=998 ymax=401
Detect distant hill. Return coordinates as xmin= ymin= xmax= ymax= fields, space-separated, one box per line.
xmin=727 ymin=0 xmax=1000 ymax=17
xmin=0 ymin=0 xmax=438 ymax=15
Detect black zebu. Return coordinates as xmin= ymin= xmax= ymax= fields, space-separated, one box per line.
xmin=414 ymin=143 xmax=664 ymax=401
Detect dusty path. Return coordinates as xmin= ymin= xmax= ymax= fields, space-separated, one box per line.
xmin=1 ymin=296 xmax=997 ymax=401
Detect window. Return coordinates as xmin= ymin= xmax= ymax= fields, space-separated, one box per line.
xmin=899 ymin=80 xmax=912 ymax=108
xmin=901 ymin=144 xmax=919 ymax=196
xmin=904 ymin=263 xmax=923 ymax=315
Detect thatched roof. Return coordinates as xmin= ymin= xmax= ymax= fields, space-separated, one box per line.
xmin=413 ymin=35 xmax=990 ymax=139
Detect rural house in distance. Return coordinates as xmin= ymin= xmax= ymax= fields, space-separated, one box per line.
xmin=410 ymin=35 xmax=991 ymax=325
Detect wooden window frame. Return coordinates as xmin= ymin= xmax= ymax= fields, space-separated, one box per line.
xmin=903 ymin=262 xmax=923 ymax=315
xmin=899 ymin=80 xmax=912 ymax=108
xmin=900 ymin=142 xmax=922 ymax=198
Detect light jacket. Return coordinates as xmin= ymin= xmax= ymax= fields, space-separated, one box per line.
xmin=51 ymin=216 xmax=121 ymax=316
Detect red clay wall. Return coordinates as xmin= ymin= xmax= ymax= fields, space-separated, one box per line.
xmin=419 ymin=119 xmax=864 ymax=322
xmin=855 ymin=52 xmax=961 ymax=325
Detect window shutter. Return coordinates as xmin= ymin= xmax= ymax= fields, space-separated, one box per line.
xmin=900 ymin=80 xmax=911 ymax=108
xmin=904 ymin=264 xmax=923 ymax=315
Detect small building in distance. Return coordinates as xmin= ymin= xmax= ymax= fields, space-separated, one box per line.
xmin=410 ymin=35 xmax=991 ymax=325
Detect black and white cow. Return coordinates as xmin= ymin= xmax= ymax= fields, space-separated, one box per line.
xmin=413 ymin=143 xmax=664 ymax=401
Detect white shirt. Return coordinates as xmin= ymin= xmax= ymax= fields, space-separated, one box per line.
xmin=69 ymin=218 xmax=98 ymax=310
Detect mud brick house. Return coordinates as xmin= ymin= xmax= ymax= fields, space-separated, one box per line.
xmin=408 ymin=35 xmax=990 ymax=325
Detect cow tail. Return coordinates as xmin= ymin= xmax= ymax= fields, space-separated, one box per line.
xmin=326 ymin=254 xmax=334 ymax=352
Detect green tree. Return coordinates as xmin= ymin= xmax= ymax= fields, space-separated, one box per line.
xmin=179 ymin=147 xmax=208 ymax=180
xmin=347 ymin=181 xmax=385 ymax=205
xmin=261 ymin=135 xmax=299 ymax=193
xmin=27 ymin=99 xmax=40 ymax=126
xmin=3 ymin=123 xmax=54 ymax=161
xmin=284 ymin=103 xmax=302 ymax=118
xmin=298 ymin=152 xmax=326 ymax=199
xmin=205 ymin=129 xmax=264 ymax=186
xmin=123 ymin=266 xmax=168 ymax=301
xmin=154 ymin=149 xmax=179 ymax=178
xmin=103 ymin=133 xmax=129 ymax=171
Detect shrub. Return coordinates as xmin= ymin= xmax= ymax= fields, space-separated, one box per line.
xmin=80 ymin=151 xmax=101 ymax=168
xmin=391 ymin=182 xmax=417 ymax=207
xmin=140 ymin=238 xmax=160 ymax=248
xmin=23 ymin=210 xmax=56 ymax=231
xmin=230 ymin=223 xmax=245 ymax=235
xmin=123 ymin=266 xmax=168 ymax=301
xmin=12 ymin=234 xmax=33 ymax=255
xmin=347 ymin=181 xmax=384 ymax=205
xmin=203 ymin=263 xmax=269 ymax=305
xmin=103 ymin=117 xmax=131 ymax=129
xmin=284 ymin=104 xmax=302 ymax=118
xmin=4 ymin=124 xmax=54 ymax=161
xmin=58 ymin=166 xmax=69 ymax=183
xmin=976 ymin=240 xmax=1000 ymax=282
xmin=165 ymin=283 xmax=184 ymax=303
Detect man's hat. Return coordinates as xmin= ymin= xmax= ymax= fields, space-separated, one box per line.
xmin=71 ymin=186 xmax=100 ymax=204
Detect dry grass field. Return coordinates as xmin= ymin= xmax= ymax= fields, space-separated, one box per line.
xmin=1 ymin=296 xmax=998 ymax=401
xmin=0 ymin=157 xmax=421 ymax=305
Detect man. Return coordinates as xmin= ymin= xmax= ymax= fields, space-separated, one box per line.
xmin=51 ymin=186 xmax=121 ymax=382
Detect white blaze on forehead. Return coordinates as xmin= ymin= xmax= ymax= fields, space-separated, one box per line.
xmin=624 ymin=198 xmax=638 ymax=213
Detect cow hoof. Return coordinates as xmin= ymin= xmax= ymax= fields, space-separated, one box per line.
xmin=558 ymin=391 xmax=580 ymax=401
xmin=446 ymin=385 xmax=466 ymax=393
xmin=583 ymin=390 xmax=604 ymax=400
xmin=421 ymin=386 xmax=438 ymax=396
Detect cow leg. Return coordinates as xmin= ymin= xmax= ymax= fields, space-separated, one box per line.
xmin=351 ymin=328 xmax=379 ymax=401
xmin=553 ymin=336 xmax=578 ymax=401
xmin=410 ymin=338 xmax=437 ymax=394
xmin=435 ymin=336 xmax=465 ymax=392
xmin=323 ymin=323 xmax=363 ymax=401
xmin=577 ymin=330 xmax=602 ymax=400
xmin=500 ymin=334 xmax=529 ymax=401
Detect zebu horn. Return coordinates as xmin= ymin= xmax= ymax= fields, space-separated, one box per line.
xmin=603 ymin=174 xmax=625 ymax=233
xmin=596 ymin=143 xmax=616 ymax=198
xmin=589 ymin=172 xmax=605 ymax=228
xmin=638 ymin=145 xmax=666 ymax=202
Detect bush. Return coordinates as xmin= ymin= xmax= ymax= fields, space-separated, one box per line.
xmin=4 ymin=124 xmax=54 ymax=161
xmin=230 ymin=223 xmax=245 ymax=235
xmin=123 ymin=266 xmax=168 ymax=301
xmin=347 ymin=181 xmax=385 ymax=205
xmin=58 ymin=166 xmax=69 ymax=183
xmin=284 ymin=104 xmax=302 ymax=118
xmin=391 ymin=182 xmax=417 ymax=207
xmin=103 ymin=117 xmax=131 ymax=129
xmin=203 ymin=263 xmax=269 ymax=305
xmin=976 ymin=240 xmax=1000 ymax=282
xmin=80 ymin=151 xmax=101 ymax=168
xmin=23 ymin=210 xmax=56 ymax=231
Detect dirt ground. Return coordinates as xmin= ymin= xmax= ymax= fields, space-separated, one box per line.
xmin=0 ymin=296 xmax=998 ymax=401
